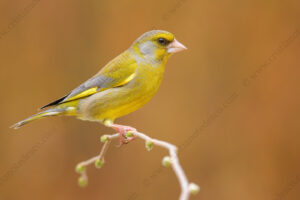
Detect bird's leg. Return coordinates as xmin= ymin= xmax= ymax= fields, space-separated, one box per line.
xmin=111 ymin=124 xmax=137 ymax=145
xmin=104 ymin=120 xmax=137 ymax=146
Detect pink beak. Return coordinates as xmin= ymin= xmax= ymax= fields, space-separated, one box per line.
xmin=167 ymin=39 xmax=187 ymax=53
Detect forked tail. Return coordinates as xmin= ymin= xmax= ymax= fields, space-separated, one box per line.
xmin=11 ymin=108 xmax=63 ymax=129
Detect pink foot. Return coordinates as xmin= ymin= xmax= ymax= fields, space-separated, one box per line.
xmin=110 ymin=124 xmax=137 ymax=146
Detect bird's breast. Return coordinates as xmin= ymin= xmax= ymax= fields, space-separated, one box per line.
xmin=77 ymin=63 xmax=166 ymax=122
xmin=132 ymin=63 xmax=165 ymax=95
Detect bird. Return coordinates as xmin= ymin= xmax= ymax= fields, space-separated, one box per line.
xmin=11 ymin=30 xmax=187 ymax=144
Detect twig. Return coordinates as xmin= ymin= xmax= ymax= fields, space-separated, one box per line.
xmin=75 ymin=131 xmax=200 ymax=200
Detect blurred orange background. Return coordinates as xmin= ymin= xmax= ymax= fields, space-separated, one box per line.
xmin=1 ymin=0 xmax=300 ymax=200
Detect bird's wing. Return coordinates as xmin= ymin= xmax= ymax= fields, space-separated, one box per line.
xmin=40 ymin=52 xmax=137 ymax=109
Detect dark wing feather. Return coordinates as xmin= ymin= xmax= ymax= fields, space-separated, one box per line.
xmin=40 ymin=75 xmax=112 ymax=109
xmin=40 ymin=95 xmax=69 ymax=109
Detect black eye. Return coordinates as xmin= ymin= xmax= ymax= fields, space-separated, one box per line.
xmin=158 ymin=38 xmax=168 ymax=45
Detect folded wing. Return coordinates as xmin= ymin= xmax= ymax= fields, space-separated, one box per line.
xmin=40 ymin=52 xmax=137 ymax=109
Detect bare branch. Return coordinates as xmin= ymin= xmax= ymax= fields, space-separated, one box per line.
xmin=75 ymin=131 xmax=199 ymax=200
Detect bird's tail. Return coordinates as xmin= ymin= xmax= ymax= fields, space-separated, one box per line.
xmin=10 ymin=108 xmax=64 ymax=129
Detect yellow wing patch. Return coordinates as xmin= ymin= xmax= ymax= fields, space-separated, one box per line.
xmin=115 ymin=72 xmax=136 ymax=87
xmin=66 ymin=87 xmax=98 ymax=101
xmin=65 ymin=72 xmax=136 ymax=102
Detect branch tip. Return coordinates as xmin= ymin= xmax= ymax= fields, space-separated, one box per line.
xmin=162 ymin=156 xmax=172 ymax=167
xmin=78 ymin=176 xmax=87 ymax=187
xmin=189 ymin=183 xmax=200 ymax=195
xmin=145 ymin=140 xmax=154 ymax=151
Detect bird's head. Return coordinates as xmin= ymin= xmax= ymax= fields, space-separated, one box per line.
xmin=130 ymin=30 xmax=187 ymax=63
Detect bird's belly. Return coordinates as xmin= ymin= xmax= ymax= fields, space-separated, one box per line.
xmin=77 ymin=72 xmax=163 ymax=122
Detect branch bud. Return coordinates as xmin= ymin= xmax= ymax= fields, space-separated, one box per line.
xmin=95 ymin=159 xmax=104 ymax=169
xmin=162 ymin=156 xmax=172 ymax=167
xmin=145 ymin=140 xmax=153 ymax=151
xmin=125 ymin=131 xmax=133 ymax=138
xmin=100 ymin=135 xmax=108 ymax=143
xmin=78 ymin=176 xmax=87 ymax=187
xmin=75 ymin=164 xmax=85 ymax=174
xmin=189 ymin=183 xmax=200 ymax=195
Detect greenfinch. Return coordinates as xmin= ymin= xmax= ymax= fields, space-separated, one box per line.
xmin=11 ymin=30 xmax=187 ymax=143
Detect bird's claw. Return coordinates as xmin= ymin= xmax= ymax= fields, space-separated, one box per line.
xmin=111 ymin=124 xmax=137 ymax=146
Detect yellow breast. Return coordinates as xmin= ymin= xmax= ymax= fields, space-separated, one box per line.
xmin=77 ymin=62 xmax=166 ymax=122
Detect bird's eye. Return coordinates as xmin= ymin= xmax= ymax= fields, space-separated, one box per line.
xmin=158 ymin=38 xmax=167 ymax=45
